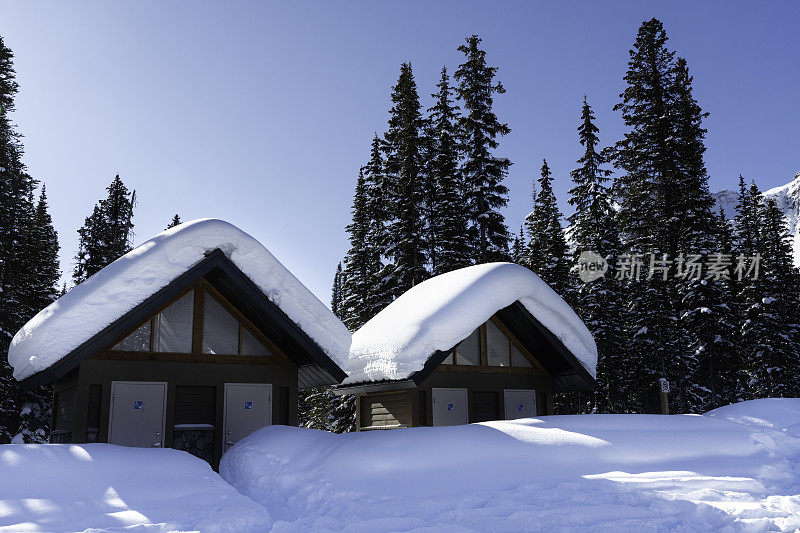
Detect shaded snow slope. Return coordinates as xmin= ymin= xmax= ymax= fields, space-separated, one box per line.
xmin=0 ymin=444 xmax=271 ymax=532
xmin=344 ymin=262 xmax=597 ymax=384
xmin=8 ymin=219 xmax=351 ymax=380
xmin=222 ymin=399 xmax=800 ymax=532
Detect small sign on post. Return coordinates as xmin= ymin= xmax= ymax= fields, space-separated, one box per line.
xmin=658 ymin=378 xmax=670 ymax=415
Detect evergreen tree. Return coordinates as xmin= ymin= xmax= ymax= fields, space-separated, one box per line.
xmin=425 ymin=66 xmax=471 ymax=275
xmin=73 ymin=175 xmax=135 ymax=283
xmin=511 ymin=225 xmax=524 ymax=264
xmin=29 ymin=186 xmax=60 ymax=306
xmin=564 ymin=98 xmax=628 ymax=413
xmin=523 ymin=159 xmax=570 ymax=295
xmin=0 ymin=37 xmax=57 ymax=442
xmin=454 ymin=35 xmax=511 ymax=262
xmin=166 ymin=214 xmax=182 ymax=229
xmin=342 ymin=168 xmax=383 ymax=330
xmin=331 ymin=263 xmax=343 ymax=320
xmin=612 ymin=18 xmax=721 ymax=413
xmin=380 ymin=63 xmax=428 ymax=297
xmin=734 ymin=176 xmax=760 ymax=256
xmin=613 ymin=18 xmax=678 ymax=254
xmin=741 ymin=196 xmax=800 ymax=398
xmin=14 ymin=185 xmax=61 ymax=442
xmin=567 ymin=97 xmax=615 ymax=257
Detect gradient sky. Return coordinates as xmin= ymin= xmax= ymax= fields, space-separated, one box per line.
xmin=2 ymin=1 xmax=799 ymax=304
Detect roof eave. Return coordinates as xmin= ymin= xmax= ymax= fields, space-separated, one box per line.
xmin=17 ymin=249 xmax=347 ymax=389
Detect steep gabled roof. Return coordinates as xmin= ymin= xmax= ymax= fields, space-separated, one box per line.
xmin=8 ymin=219 xmax=350 ymax=387
xmin=340 ymin=263 xmax=597 ymax=390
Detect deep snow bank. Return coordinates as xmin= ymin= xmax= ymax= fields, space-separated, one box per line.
xmin=222 ymin=399 xmax=800 ymax=531
xmin=9 ymin=219 xmax=351 ymax=381
xmin=0 ymin=444 xmax=271 ymax=532
xmin=344 ymin=262 xmax=597 ymax=384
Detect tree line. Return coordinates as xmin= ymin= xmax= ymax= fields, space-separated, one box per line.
xmin=307 ymin=19 xmax=800 ymax=430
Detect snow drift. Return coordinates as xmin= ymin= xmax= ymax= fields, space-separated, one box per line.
xmin=343 ymin=262 xmax=597 ymax=384
xmin=0 ymin=444 xmax=271 ymax=532
xmin=8 ymin=218 xmax=351 ymax=381
xmin=222 ymin=399 xmax=800 ymax=531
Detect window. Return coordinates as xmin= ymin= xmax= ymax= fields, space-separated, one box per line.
xmin=155 ymin=290 xmax=194 ymax=353
xmin=108 ymin=284 xmax=278 ymax=358
xmin=455 ymin=328 xmax=480 ymax=365
xmin=442 ymin=318 xmax=540 ymax=371
xmin=113 ymin=321 xmax=151 ymax=352
xmin=203 ymin=294 xmax=239 ymax=355
xmin=241 ymin=327 xmax=273 ymax=356
xmin=512 ymin=344 xmax=533 ymax=367
xmin=486 ymin=321 xmax=510 ymax=367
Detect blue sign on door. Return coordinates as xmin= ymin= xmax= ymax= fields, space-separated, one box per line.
xmin=133 ymin=400 xmax=143 ymax=410
xmin=244 ymin=401 xmax=253 ymax=411
xmin=518 ymin=404 xmax=525 ymax=411
xmin=447 ymin=403 xmax=454 ymax=411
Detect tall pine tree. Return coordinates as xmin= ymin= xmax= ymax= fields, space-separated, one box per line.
xmin=0 ymin=37 xmax=60 ymax=442
xmin=455 ymin=35 xmax=511 ymax=263
xmin=73 ymin=175 xmax=135 ymax=284
xmin=424 ymin=66 xmax=471 ymax=275
xmin=380 ymin=63 xmax=428 ymax=298
xmin=565 ymin=98 xmax=628 ymax=413
xmin=523 ymin=159 xmax=570 ymax=296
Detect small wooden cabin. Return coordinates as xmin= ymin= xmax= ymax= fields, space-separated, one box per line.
xmin=9 ymin=220 xmax=349 ymax=468
xmin=335 ymin=263 xmax=596 ymax=430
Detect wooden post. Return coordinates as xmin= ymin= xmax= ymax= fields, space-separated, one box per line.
xmin=658 ymin=378 xmax=670 ymax=415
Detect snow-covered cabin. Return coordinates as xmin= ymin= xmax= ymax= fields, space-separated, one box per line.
xmin=7 ymin=219 xmax=350 ymax=466
xmin=335 ymin=263 xmax=597 ymax=430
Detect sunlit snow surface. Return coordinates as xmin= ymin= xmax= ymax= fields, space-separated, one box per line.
xmin=222 ymin=398 xmax=800 ymax=532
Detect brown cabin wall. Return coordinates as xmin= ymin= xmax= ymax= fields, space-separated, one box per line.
xmin=356 ymin=371 xmax=553 ymax=431
xmin=60 ymin=358 xmax=296 ymax=467
xmin=420 ymin=369 xmax=554 ymax=423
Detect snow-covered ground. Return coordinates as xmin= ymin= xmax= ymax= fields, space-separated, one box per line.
xmin=2 ymin=400 xmax=798 ymax=532
xmin=222 ymin=398 xmax=800 ymax=532
xmin=0 ymin=444 xmax=270 ymax=532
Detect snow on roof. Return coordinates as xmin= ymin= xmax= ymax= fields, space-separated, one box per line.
xmin=8 ymin=219 xmax=351 ymax=381
xmin=342 ymin=262 xmax=597 ymax=384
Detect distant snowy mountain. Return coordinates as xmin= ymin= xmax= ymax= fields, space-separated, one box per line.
xmin=712 ymin=188 xmax=739 ymax=219
xmin=764 ymin=171 xmax=800 ymax=267
xmin=714 ymin=171 xmax=800 ymax=267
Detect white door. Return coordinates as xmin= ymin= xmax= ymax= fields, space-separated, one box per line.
xmin=109 ymin=381 xmax=167 ymax=448
xmin=223 ymin=383 xmax=272 ymax=452
xmin=504 ymin=389 xmax=536 ymax=420
xmin=432 ymin=388 xmax=468 ymax=426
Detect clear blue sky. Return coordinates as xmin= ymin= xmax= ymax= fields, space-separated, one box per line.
xmin=3 ymin=1 xmax=799 ymax=304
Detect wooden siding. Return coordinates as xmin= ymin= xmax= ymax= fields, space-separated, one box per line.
xmin=360 ymin=391 xmax=411 ymax=430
